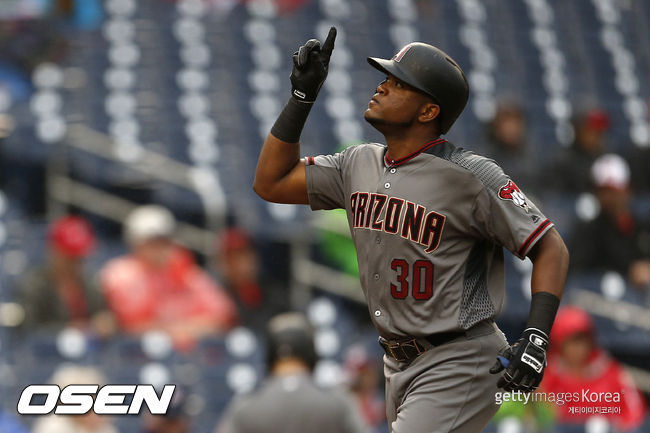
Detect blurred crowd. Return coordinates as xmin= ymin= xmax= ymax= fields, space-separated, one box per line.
xmin=17 ymin=205 xmax=291 ymax=347
xmin=483 ymin=100 xmax=650 ymax=291
xmin=0 ymin=0 xmax=648 ymax=433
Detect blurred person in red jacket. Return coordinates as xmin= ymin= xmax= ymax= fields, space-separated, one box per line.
xmin=19 ymin=215 xmax=114 ymax=336
xmin=101 ymin=205 xmax=237 ymax=349
xmin=541 ymin=306 xmax=647 ymax=431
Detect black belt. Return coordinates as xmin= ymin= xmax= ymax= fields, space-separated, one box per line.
xmin=379 ymin=330 xmax=465 ymax=362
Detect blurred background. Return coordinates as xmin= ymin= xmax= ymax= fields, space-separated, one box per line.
xmin=0 ymin=0 xmax=648 ymax=432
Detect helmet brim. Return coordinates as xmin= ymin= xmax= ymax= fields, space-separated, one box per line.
xmin=368 ymin=57 xmax=413 ymax=86
xmin=368 ymin=57 xmax=426 ymax=90
xmin=367 ymin=57 xmax=438 ymax=102
xmin=367 ymin=56 xmax=396 ymax=77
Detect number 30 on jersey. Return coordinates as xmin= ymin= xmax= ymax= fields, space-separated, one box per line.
xmin=390 ymin=259 xmax=434 ymax=300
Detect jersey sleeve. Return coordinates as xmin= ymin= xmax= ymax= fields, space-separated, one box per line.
xmin=304 ymin=151 xmax=347 ymax=210
xmin=473 ymin=174 xmax=553 ymax=260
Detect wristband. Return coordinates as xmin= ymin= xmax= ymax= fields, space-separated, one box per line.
xmin=525 ymin=292 xmax=560 ymax=337
xmin=270 ymin=97 xmax=313 ymax=143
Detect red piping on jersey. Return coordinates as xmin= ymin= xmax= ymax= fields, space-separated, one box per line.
xmin=517 ymin=218 xmax=552 ymax=257
xmin=384 ymin=138 xmax=446 ymax=167
xmin=306 ymin=156 xmax=315 ymax=166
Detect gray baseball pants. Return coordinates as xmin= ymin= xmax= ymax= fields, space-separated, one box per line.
xmin=384 ymin=321 xmax=510 ymax=433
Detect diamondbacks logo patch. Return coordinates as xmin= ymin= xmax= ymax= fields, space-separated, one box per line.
xmin=498 ymin=180 xmax=530 ymax=213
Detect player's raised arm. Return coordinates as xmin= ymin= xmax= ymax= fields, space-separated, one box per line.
xmin=253 ymin=27 xmax=337 ymax=204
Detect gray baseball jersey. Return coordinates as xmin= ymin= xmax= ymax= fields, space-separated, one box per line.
xmin=305 ymin=139 xmax=553 ymax=339
xmin=216 ymin=373 xmax=364 ymax=433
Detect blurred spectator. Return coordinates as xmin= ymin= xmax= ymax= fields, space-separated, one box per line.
xmin=343 ymin=345 xmax=385 ymax=433
xmin=141 ymin=386 xmax=191 ymax=433
xmin=569 ymin=154 xmax=650 ymax=288
xmin=18 ymin=215 xmax=114 ymax=336
xmin=101 ymin=205 xmax=237 ymax=350
xmin=215 ymin=227 xmax=286 ymax=331
xmin=552 ymin=107 xmax=610 ymax=193
xmin=32 ymin=365 xmax=119 ymax=433
xmin=541 ymin=306 xmax=647 ymax=431
xmin=483 ymin=100 xmax=539 ymax=194
xmin=216 ymin=312 xmax=364 ymax=433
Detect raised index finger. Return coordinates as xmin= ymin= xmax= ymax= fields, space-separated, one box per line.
xmin=321 ymin=26 xmax=337 ymax=57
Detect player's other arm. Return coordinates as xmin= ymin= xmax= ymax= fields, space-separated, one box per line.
xmin=253 ymin=27 xmax=337 ymax=204
xmin=491 ymin=227 xmax=569 ymax=392
xmin=527 ymin=227 xmax=569 ymax=300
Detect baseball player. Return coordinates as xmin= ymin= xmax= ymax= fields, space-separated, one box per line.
xmin=216 ymin=313 xmax=364 ymax=433
xmin=253 ymin=27 xmax=570 ymax=432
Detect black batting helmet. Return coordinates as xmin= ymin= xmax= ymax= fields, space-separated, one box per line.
xmin=266 ymin=312 xmax=317 ymax=371
xmin=368 ymin=42 xmax=469 ymax=134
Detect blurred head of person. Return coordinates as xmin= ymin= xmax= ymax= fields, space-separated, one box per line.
xmin=572 ymin=107 xmax=610 ymax=155
xmin=217 ymin=227 xmax=260 ymax=284
xmin=266 ymin=312 xmax=317 ymax=374
xmin=216 ymin=227 xmax=262 ymax=307
xmin=487 ymin=101 xmax=527 ymax=152
xmin=51 ymin=364 xmax=111 ymax=431
xmin=591 ymin=153 xmax=631 ymax=217
xmin=125 ymin=205 xmax=176 ymax=268
xmin=141 ymin=387 xmax=190 ymax=433
xmin=48 ymin=215 xmax=95 ymax=273
xmin=550 ymin=306 xmax=596 ymax=373
xmin=344 ymin=345 xmax=379 ymax=395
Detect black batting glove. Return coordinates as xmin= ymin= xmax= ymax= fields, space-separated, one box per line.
xmin=290 ymin=27 xmax=337 ymax=102
xmin=490 ymin=328 xmax=549 ymax=393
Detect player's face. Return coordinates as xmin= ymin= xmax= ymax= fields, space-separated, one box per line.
xmin=364 ymin=75 xmax=431 ymax=130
